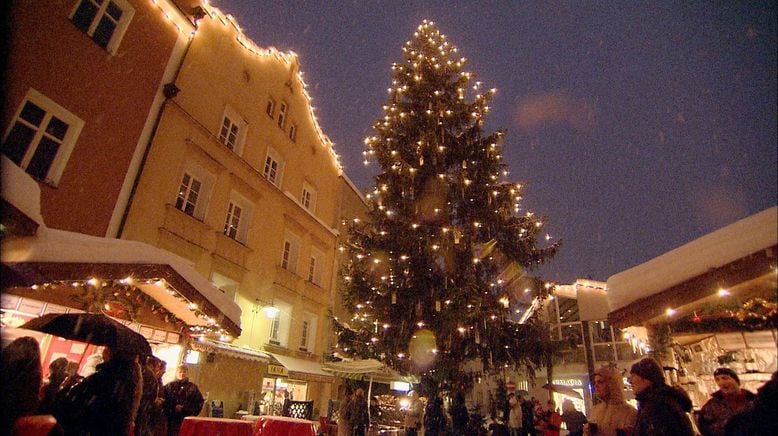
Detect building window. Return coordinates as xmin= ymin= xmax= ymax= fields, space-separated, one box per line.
xmin=299 ymin=312 xmax=317 ymax=352
xmin=263 ymin=148 xmax=284 ymax=186
xmin=288 ymin=122 xmax=297 ymax=142
xmin=277 ymin=102 xmax=288 ymax=129
xmin=301 ymin=183 xmax=316 ymax=212
xmin=221 ymin=195 xmax=252 ymax=243
xmin=175 ymin=172 xmax=201 ymax=216
xmin=268 ymin=300 xmax=292 ymax=347
xmin=218 ymin=106 xmax=247 ymax=154
xmin=70 ymin=0 xmax=135 ymax=54
xmin=308 ymin=248 xmax=323 ymax=285
xmin=2 ymin=89 xmax=84 ymax=185
xmin=211 ymin=272 xmax=238 ymax=302
xmin=223 ymin=201 xmax=242 ymax=240
xmin=281 ymin=233 xmax=300 ymax=273
xmin=266 ymin=97 xmax=275 ymax=118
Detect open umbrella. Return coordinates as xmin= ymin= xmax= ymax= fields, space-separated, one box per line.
xmin=19 ymin=313 xmax=151 ymax=355
xmin=541 ymin=383 xmax=583 ymax=399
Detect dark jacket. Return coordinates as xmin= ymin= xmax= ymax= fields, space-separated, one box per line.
xmin=424 ymin=398 xmax=448 ymax=436
xmin=634 ymin=384 xmax=694 ymax=436
xmin=163 ymin=378 xmax=204 ymax=425
xmin=724 ymin=372 xmax=778 ymax=436
xmin=346 ymin=394 xmax=369 ymax=435
xmin=54 ymin=357 xmax=141 ymax=436
xmin=135 ymin=366 xmax=161 ymax=436
xmin=698 ymin=389 xmax=756 ymax=436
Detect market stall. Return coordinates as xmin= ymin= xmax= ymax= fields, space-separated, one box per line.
xmin=606 ymin=207 xmax=777 ymax=408
xmin=1 ymin=156 xmax=242 ymax=379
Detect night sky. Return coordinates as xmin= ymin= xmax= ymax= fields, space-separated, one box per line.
xmin=212 ymin=1 xmax=777 ymax=284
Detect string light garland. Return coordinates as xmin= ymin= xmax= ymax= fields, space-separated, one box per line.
xmin=25 ymin=277 xmax=231 ymax=340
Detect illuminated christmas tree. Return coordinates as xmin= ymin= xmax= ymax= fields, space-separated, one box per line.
xmin=333 ymin=20 xmax=559 ymax=393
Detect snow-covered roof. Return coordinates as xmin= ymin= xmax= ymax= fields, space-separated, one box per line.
xmin=1 ymin=156 xmax=241 ymax=334
xmin=1 ymin=227 xmax=242 ymax=332
xmin=1 ymin=156 xmax=44 ymax=225
xmin=606 ymin=206 xmax=777 ymax=312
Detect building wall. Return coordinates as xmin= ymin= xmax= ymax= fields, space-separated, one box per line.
xmin=120 ymin=4 xmax=345 ymax=416
xmin=2 ymin=0 xmax=183 ymax=236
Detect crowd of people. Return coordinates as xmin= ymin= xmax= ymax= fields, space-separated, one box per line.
xmin=4 ymin=334 xmax=777 ymax=436
xmin=1 ymin=336 xmax=205 ymax=436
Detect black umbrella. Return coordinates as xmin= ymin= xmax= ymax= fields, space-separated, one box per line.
xmin=20 ymin=313 xmax=151 ymax=355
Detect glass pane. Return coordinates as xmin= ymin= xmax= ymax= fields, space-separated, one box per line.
xmin=615 ymin=342 xmax=641 ymax=361
xmin=93 ymin=16 xmax=117 ymax=48
xmin=20 ymin=102 xmax=46 ymax=126
xmin=558 ymin=297 xmax=579 ymax=322
xmin=590 ymin=321 xmax=613 ymax=343
xmin=72 ymin=1 xmax=99 ymax=34
xmin=27 ymin=137 xmax=60 ymax=180
xmin=561 ymin=323 xmax=583 ymax=345
xmin=2 ymin=123 xmax=36 ymax=164
xmin=46 ymin=116 xmax=69 ymax=141
xmin=106 ymin=1 xmax=123 ymax=20
xmin=594 ymin=344 xmax=615 ymax=362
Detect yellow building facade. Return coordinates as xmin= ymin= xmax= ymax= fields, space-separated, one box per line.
xmin=120 ymin=4 xmax=355 ymax=418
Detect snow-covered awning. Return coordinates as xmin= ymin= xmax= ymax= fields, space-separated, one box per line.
xmin=268 ymin=352 xmax=334 ymax=381
xmin=606 ymin=206 xmax=777 ymax=328
xmin=1 ymin=227 xmax=242 ymax=337
xmin=322 ymin=358 xmax=418 ymax=384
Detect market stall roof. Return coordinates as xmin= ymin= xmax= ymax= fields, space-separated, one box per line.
xmin=322 ymin=358 xmax=418 ymax=384
xmin=1 ymin=157 xmax=242 ymax=337
xmin=268 ymin=352 xmax=334 ymax=381
xmin=606 ymin=206 xmax=777 ymax=328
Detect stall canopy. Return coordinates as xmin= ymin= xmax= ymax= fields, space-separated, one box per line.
xmin=1 ymin=157 xmax=242 ymax=338
xmin=269 ymin=353 xmax=335 ymax=382
xmin=322 ymin=359 xmax=418 ymax=384
xmin=606 ymin=206 xmax=777 ymax=330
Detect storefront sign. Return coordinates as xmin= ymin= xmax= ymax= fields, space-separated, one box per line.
xmin=553 ymin=378 xmax=584 ymax=387
xmin=268 ymin=364 xmax=288 ymax=376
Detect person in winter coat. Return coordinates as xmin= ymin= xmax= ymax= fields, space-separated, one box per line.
xmin=507 ymin=393 xmax=523 ymax=436
xmin=724 ymin=371 xmax=778 ymax=436
xmin=337 ymin=388 xmax=353 ymax=436
xmin=520 ymin=397 xmax=535 ymax=436
xmin=424 ymin=395 xmax=448 ymax=436
xmin=561 ymin=399 xmax=586 ymax=436
xmin=54 ymin=345 xmax=143 ymax=436
xmin=629 ymin=357 xmax=694 ymax=436
xmin=449 ymin=391 xmax=469 ymax=435
xmin=1 ymin=336 xmax=43 ymax=436
xmin=584 ymin=365 xmax=637 ymax=436
xmin=403 ymin=391 xmax=423 ymax=436
xmin=347 ymin=388 xmax=369 ymax=436
xmin=696 ymin=367 xmax=756 ymax=436
xmin=135 ymin=355 xmax=163 ymax=436
xmin=38 ymin=357 xmax=70 ymax=415
xmin=163 ymin=364 xmax=204 ymax=436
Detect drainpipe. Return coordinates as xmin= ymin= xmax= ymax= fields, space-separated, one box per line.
xmin=115 ymin=6 xmax=206 ymax=237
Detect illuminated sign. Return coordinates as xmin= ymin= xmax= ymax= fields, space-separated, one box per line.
xmin=268 ymin=364 xmax=288 ymax=376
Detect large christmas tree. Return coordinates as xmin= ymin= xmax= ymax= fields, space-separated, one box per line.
xmin=333 ymin=20 xmax=559 ymax=393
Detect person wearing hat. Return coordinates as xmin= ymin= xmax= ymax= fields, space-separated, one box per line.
xmin=628 ymin=357 xmax=694 ymax=435
xmin=697 ymin=367 xmax=756 ymax=436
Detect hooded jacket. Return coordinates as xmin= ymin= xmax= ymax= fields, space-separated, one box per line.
xmin=697 ymin=389 xmax=756 ymax=436
xmin=634 ymin=383 xmax=694 ymax=436
xmin=588 ymin=366 xmax=637 ymax=436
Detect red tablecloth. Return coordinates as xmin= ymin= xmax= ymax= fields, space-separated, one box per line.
xmin=253 ymin=415 xmax=317 ymax=436
xmin=179 ymin=417 xmax=255 ymax=436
